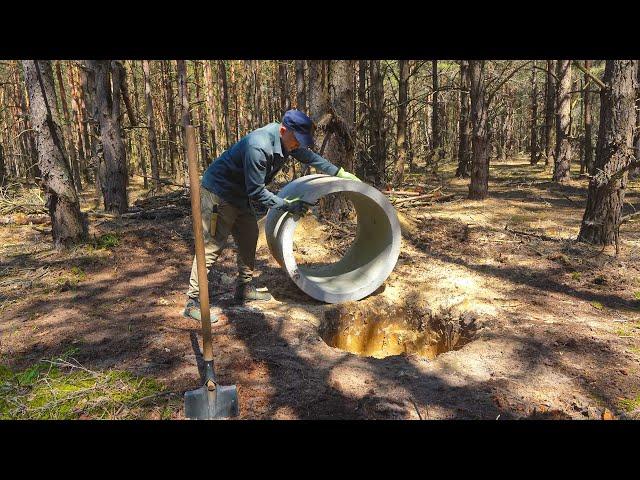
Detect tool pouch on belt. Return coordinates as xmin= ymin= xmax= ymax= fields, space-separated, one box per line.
xmin=210 ymin=204 xmax=219 ymax=237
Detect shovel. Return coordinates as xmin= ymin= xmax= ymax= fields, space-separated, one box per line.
xmin=183 ymin=125 xmax=239 ymax=420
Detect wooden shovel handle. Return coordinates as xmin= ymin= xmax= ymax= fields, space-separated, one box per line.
xmin=186 ymin=125 xmax=214 ymax=362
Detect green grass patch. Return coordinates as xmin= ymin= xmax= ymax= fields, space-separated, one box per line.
xmin=634 ymin=291 xmax=640 ymax=301
xmin=591 ymin=301 xmax=604 ymax=310
xmin=615 ymin=327 xmax=631 ymax=337
xmin=571 ymin=272 xmax=581 ymax=281
xmin=0 ymin=350 xmax=176 ymax=419
xmin=54 ymin=265 xmax=87 ymax=292
xmin=618 ymin=394 xmax=640 ymax=413
xmin=628 ymin=345 xmax=640 ymax=356
xmin=506 ymin=214 xmax=535 ymax=225
xmin=93 ymin=233 xmax=120 ymax=250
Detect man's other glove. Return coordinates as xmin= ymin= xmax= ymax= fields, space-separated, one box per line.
xmin=336 ymin=167 xmax=361 ymax=182
xmin=281 ymin=196 xmax=312 ymax=216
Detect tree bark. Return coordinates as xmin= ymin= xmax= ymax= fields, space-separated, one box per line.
xmin=578 ymin=60 xmax=637 ymax=246
xmin=456 ymin=60 xmax=472 ymax=177
xmin=22 ymin=60 xmax=86 ymax=247
xmin=89 ymin=60 xmax=128 ymax=214
xmin=68 ymin=62 xmax=89 ymax=184
xmin=77 ymin=62 xmax=96 ymax=185
xmin=633 ymin=62 xmax=640 ymax=178
xmin=553 ymin=60 xmax=572 ymax=182
xmin=431 ymin=60 xmax=441 ymax=159
xmin=392 ymin=60 xmax=409 ymax=186
xmin=530 ymin=61 xmax=539 ymax=164
xmin=369 ymin=60 xmax=386 ymax=185
xmin=253 ymin=60 xmax=262 ymax=127
xmin=308 ymin=61 xmax=355 ymax=215
xmin=203 ymin=60 xmax=220 ymax=159
xmin=582 ymin=60 xmax=594 ymax=174
xmin=543 ymin=60 xmax=556 ymax=165
xmin=142 ymin=60 xmax=160 ymax=185
xmin=468 ymin=60 xmax=490 ymax=200
xmin=295 ymin=60 xmax=306 ymax=111
xmin=162 ymin=60 xmax=178 ymax=178
xmin=127 ymin=60 xmax=147 ymax=187
xmin=54 ymin=61 xmax=82 ymax=192
xmin=0 ymin=143 xmax=6 ymax=186
xmin=177 ymin=60 xmax=190 ymax=186
xmin=218 ymin=60 xmax=231 ymax=149
xmin=194 ymin=61 xmax=209 ymax=167
xmin=278 ymin=61 xmax=291 ymax=115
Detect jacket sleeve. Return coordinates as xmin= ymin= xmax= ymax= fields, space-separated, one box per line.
xmin=290 ymin=148 xmax=340 ymax=176
xmin=242 ymin=145 xmax=286 ymax=209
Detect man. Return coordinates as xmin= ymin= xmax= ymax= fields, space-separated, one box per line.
xmin=184 ymin=109 xmax=360 ymax=321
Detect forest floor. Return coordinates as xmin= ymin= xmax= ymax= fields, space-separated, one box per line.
xmin=2 ymin=157 xmax=640 ymax=419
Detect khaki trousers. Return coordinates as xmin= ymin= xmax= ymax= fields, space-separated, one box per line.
xmin=186 ymin=188 xmax=258 ymax=299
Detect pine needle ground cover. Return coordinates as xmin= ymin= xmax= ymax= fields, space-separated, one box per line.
xmin=0 ymin=350 xmax=179 ymax=420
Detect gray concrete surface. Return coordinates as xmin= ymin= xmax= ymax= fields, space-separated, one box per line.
xmin=265 ymin=174 xmax=401 ymax=303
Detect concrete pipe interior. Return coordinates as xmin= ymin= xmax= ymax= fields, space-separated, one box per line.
xmin=265 ymin=175 xmax=401 ymax=303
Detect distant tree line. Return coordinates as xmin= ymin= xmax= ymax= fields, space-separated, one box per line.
xmin=0 ymin=59 xmax=637 ymax=248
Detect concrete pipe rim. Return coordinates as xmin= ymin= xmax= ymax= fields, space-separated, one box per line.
xmin=267 ymin=175 xmax=401 ymax=304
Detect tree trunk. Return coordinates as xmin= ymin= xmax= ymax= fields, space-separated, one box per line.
xmin=22 ymin=60 xmax=86 ymax=247
xmin=357 ymin=60 xmax=368 ymax=177
xmin=431 ymin=60 xmax=441 ymax=159
xmin=54 ymin=61 xmax=82 ymax=192
xmin=308 ymin=61 xmax=355 ymax=216
xmin=468 ymin=60 xmax=490 ymax=200
xmin=230 ymin=62 xmax=239 ymax=141
xmin=553 ymin=60 xmax=572 ymax=182
xmin=392 ymin=60 xmax=409 ymax=186
xmin=127 ymin=60 xmax=147 ymax=187
xmin=15 ymin=66 xmax=40 ymax=181
xmin=203 ymin=60 xmax=219 ymax=159
xmin=544 ymin=60 xmax=556 ymax=165
xmin=177 ymin=60 xmax=191 ymax=186
xmin=369 ymin=60 xmax=386 ymax=185
xmin=530 ymin=61 xmax=539 ymax=164
xmin=161 ymin=61 xmax=178 ymax=178
xmin=278 ymin=61 xmax=291 ymax=115
xmin=78 ymin=61 xmax=101 ymax=197
xmin=0 ymin=144 xmax=6 ymax=186
xmin=68 ymin=62 xmax=89 ymax=184
xmin=89 ymin=60 xmax=129 ymax=214
xmin=242 ymin=60 xmax=253 ymax=134
xmin=295 ymin=60 xmax=306 ymax=111
xmin=456 ymin=60 xmax=472 ymax=178
xmin=76 ymin=63 xmax=95 ymax=185
xmin=582 ymin=60 xmax=594 ymax=174
xmin=218 ymin=60 xmax=231 ymax=149
xmin=253 ymin=60 xmax=262 ymax=127
xmin=634 ymin=62 xmax=640 ymax=178
xmin=142 ymin=60 xmax=160 ymax=185
xmin=578 ymin=60 xmax=637 ymax=246
xmin=194 ymin=61 xmax=209 ymax=167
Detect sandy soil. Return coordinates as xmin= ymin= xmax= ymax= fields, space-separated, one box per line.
xmin=1 ymin=158 xmax=640 ymax=419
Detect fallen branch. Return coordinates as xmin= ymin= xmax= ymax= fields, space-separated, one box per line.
xmin=396 ymin=193 xmax=456 ymax=206
xmin=132 ymin=173 xmax=186 ymax=189
xmin=323 ymin=219 xmax=354 ymax=237
xmin=381 ymin=190 xmax=422 ymax=196
xmin=504 ymin=226 xmax=558 ymax=242
xmin=620 ymin=210 xmax=640 ymax=225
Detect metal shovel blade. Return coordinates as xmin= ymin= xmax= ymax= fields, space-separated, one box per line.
xmin=184 ymin=384 xmax=239 ymax=420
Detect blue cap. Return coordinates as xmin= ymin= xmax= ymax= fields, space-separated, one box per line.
xmin=282 ymin=109 xmax=315 ymax=149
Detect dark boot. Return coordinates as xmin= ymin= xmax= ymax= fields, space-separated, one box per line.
xmin=234 ymin=284 xmax=272 ymax=303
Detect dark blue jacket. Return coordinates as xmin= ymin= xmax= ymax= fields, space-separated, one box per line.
xmin=201 ymin=122 xmax=339 ymax=210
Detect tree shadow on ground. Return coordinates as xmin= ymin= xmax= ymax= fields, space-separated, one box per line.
xmin=406 ymin=213 xmax=640 ymax=312
xmin=216 ymin=288 xmax=632 ymax=419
